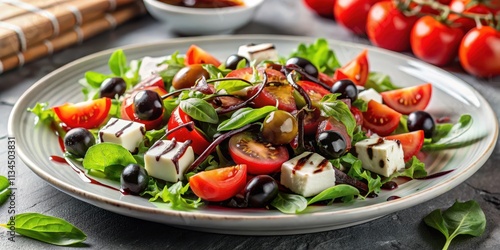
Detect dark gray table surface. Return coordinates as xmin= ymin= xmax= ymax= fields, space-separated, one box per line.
xmin=1 ymin=0 xmax=499 ymax=249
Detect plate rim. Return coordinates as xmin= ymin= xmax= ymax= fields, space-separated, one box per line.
xmin=8 ymin=34 xmax=499 ymax=231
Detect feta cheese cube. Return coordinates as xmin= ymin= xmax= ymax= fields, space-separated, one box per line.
xmin=144 ymin=139 xmax=194 ymax=182
xmin=281 ymin=152 xmax=336 ymax=197
xmin=98 ymin=118 xmax=145 ymax=153
xmin=237 ymin=43 xmax=278 ymax=64
xmin=354 ymin=138 xmax=405 ymax=177
xmin=358 ymin=88 xmax=382 ymax=103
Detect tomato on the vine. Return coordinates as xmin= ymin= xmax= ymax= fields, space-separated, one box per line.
xmin=449 ymin=0 xmax=500 ymax=33
xmin=334 ymin=0 xmax=381 ymax=35
xmin=381 ymin=83 xmax=432 ymax=115
xmin=303 ymin=0 xmax=336 ymax=17
xmin=366 ymin=1 xmax=419 ymax=52
xmin=362 ymin=100 xmax=402 ymax=136
xmin=189 ymin=164 xmax=247 ymax=202
xmin=410 ymin=16 xmax=464 ymax=66
xmin=229 ymin=132 xmax=289 ymax=175
xmin=459 ymin=26 xmax=500 ymax=77
xmin=338 ymin=49 xmax=369 ymax=86
xmin=166 ymin=106 xmax=211 ymax=155
xmin=185 ymin=45 xmax=221 ymax=66
xmin=385 ymin=130 xmax=424 ymax=161
xmin=53 ymin=97 xmax=111 ymax=129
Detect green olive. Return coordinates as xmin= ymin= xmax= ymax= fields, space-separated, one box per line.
xmin=261 ymin=110 xmax=298 ymax=145
xmin=172 ymin=64 xmax=210 ymax=90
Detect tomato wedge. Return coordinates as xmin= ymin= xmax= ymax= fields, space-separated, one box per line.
xmin=53 ymin=97 xmax=111 ymax=129
xmin=167 ymin=106 xmax=211 ymax=155
xmin=385 ymin=130 xmax=424 ymax=161
xmin=185 ymin=45 xmax=221 ymax=66
xmin=121 ymin=86 xmax=167 ymax=130
xmin=229 ymin=132 xmax=289 ymax=175
xmin=362 ymin=100 xmax=402 ymax=136
xmin=339 ymin=50 xmax=369 ymax=86
xmin=189 ymin=164 xmax=247 ymax=202
xmin=381 ymin=83 xmax=432 ymax=115
xmin=297 ymin=80 xmax=330 ymax=103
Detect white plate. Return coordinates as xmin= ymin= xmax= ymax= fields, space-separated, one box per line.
xmin=9 ymin=35 xmax=498 ymax=235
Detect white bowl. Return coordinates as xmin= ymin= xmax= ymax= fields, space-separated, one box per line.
xmin=143 ymin=0 xmax=264 ymax=35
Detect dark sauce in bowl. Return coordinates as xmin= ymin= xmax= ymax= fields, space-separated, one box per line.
xmin=159 ymin=0 xmax=244 ymax=8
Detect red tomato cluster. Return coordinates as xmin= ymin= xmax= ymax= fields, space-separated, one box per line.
xmin=303 ymin=0 xmax=500 ymax=77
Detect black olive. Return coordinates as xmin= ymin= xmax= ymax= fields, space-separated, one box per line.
xmin=224 ymin=54 xmax=249 ymax=70
xmin=244 ymin=175 xmax=278 ymax=208
xmin=120 ymin=164 xmax=148 ymax=195
xmin=316 ymin=130 xmax=347 ymax=159
xmin=330 ymin=79 xmax=358 ymax=103
xmin=133 ymin=90 xmax=163 ymax=120
xmin=99 ymin=77 xmax=127 ymax=98
xmin=64 ymin=128 xmax=96 ymax=157
xmin=407 ymin=111 xmax=435 ymax=138
xmin=286 ymin=57 xmax=319 ymax=78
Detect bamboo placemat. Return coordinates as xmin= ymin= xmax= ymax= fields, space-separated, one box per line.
xmin=0 ymin=0 xmax=146 ymax=75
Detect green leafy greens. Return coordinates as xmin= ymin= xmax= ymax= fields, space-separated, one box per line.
xmin=0 ymin=176 xmax=11 ymax=205
xmin=424 ymin=200 xmax=486 ymax=250
xmin=0 ymin=213 xmax=86 ymax=246
xmin=82 ymin=143 xmax=137 ymax=180
xmin=288 ymin=38 xmax=341 ymax=75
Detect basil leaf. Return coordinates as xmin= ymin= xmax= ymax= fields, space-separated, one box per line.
xmin=365 ymin=72 xmax=400 ymax=92
xmin=108 ymin=49 xmax=127 ymax=76
xmin=215 ymin=80 xmax=251 ymax=94
xmin=179 ymin=98 xmax=218 ymax=124
xmin=217 ymin=106 xmax=276 ymax=131
xmin=84 ymin=71 xmax=109 ymax=88
xmin=270 ymin=192 xmax=308 ymax=214
xmin=352 ymin=98 xmax=367 ymax=112
xmin=203 ymin=64 xmax=231 ymax=79
xmin=0 ymin=213 xmax=86 ymax=246
xmin=0 ymin=176 xmax=11 ymax=205
xmin=319 ymin=94 xmax=356 ymax=137
xmin=424 ymin=200 xmax=486 ymax=250
xmin=82 ymin=143 xmax=137 ymax=180
xmin=288 ymin=38 xmax=341 ymax=75
xmin=307 ymin=184 xmax=359 ymax=205
xmin=149 ymin=181 xmax=203 ymax=210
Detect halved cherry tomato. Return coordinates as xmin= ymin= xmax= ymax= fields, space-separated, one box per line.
xmin=385 ymin=130 xmax=424 ymax=161
xmin=229 ymin=68 xmax=297 ymax=112
xmin=339 ymin=50 xmax=369 ymax=86
xmin=362 ymin=100 xmax=402 ymax=136
xmin=189 ymin=164 xmax=247 ymax=202
xmin=350 ymin=106 xmax=363 ymax=127
xmin=185 ymin=45 xmax=221 ymax=66
xmin=380 ymin=83 xmax=432 ymax=115
xmin=53 ymin=97 xmax=111 ymax=129
xmin=229 ymin=132 xmax=289 ymax=175
xmin=297 ymin=80 xmax=330 ymax=103
xmin=121 ymin=86 xmax=167 ymax=130
xmin=332 ymin=68 xmax=349 ymax=82
xmin=318 ymin=72 xmax=336 ymax=88
xmin=167 ymin=106 xmax=211 ymax=155
xmin=131 ymin=74 xmax=164 ymax=91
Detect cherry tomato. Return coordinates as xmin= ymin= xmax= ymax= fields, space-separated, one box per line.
xmin=459 ymin=26 xmax=500 ymax=77
xmin=385 ymin=130 xmax=424 ymax=162
xmin=366 ymin=1 xmax=419 ymax=52
xmin=362 ymin=100 xmax=402 ymax=136
xmin=334 ymin=0 xmax=381 ymax=35
xmin=339 ymin=50 xmax=369 ymax=86
xmin=53 ymin=98 xmax=111 ymax=129
xmin=297 ymin=80 xmax=330 ymax=103
xmin=189 ymin=164 xmax=247 ymax=202
xmin=449 ymin=0 xmax=500 ymax=33
xmin=303 ymin=0 xmax=336 ymax=17
xmin=350 ymin=106 xmax=363 ymax=127
xmin=121 ymin=86 xmax=167 ymax=130
xmin=229 ymin=132 xmax=289 ymax=175
xmin=185 ymin=45 xmax=221 ymax=66
xmin=380 ymin=83 xmax=432 ymax=115
xmin=167 ymin=106 xmax=211 ymax=155
xmin=410 ymin=16 xmax=464 ymax=66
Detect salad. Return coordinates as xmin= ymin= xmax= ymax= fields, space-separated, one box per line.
xmin=29 ymin=39 xmax=473 ymax=214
